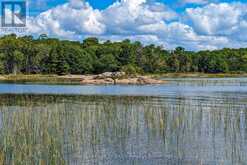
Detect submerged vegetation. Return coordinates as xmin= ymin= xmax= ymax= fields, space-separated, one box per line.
xmin=0 ymin=34 xmax=247 ymax=75
xmin=0 ymin=94 xmax=246 ymax=164
xmin=0 ymin=95 xmax=154 ymax=164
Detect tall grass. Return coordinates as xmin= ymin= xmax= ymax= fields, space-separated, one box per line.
xmin=0 ymin=94 xmax=245 ymax=164
xmin=0 ymin=75 xmax=81 ymax=84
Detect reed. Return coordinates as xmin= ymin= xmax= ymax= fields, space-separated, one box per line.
xmin=0 ymin=74 xmax=81 ymax=84
xmin=0 ymin=94 xmax=245 ymax=164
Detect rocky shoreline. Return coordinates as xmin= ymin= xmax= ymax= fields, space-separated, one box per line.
xmin=0 ymin=76 xmax=6 ymax=80
xmin=60 ymin=72 xmax=166 ymax=85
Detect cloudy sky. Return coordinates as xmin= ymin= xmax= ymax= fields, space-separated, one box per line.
xmin=17 ymin=0 xmax=247 ymax=50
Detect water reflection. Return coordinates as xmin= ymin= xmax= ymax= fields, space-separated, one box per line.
xmin=0 ymin=94 xmax=246 ymax=164
xmin=1 ymin=78 xmax=247 ymax=97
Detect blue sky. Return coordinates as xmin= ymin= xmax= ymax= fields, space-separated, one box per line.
xmin=29 ymin=0 xmax=246 ymax=15
xmin=14 ymin=0 xmax=247 ymax=50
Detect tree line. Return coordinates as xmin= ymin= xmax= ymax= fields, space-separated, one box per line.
xmin=0 ymin=34 xmax=246 ymax=75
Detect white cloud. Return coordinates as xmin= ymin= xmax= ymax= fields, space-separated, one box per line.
xmin=186 ymin=3 xmax=247 ymax=35
xmin=28 ymin=0 xmax=177 ymax=40
xmin=69 ymin=0 xmax=85 ymax=9
xmin=28 ymin=1 xmax=105 ymax=39
xmin=102 ymin=0 xmax=177 ymax=35
xmin=182 ymin=0 xmax=208 ymax=5
xmin=185 ymin=2 xmax=247 ymax=46
xmin=24 ymin=1 xmax=247 ymax=50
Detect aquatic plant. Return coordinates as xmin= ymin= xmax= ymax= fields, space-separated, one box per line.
xmin=0 ymin=94 xmax=245 ymax=164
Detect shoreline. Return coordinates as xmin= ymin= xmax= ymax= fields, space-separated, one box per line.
xmin=0 ymin=74 xmax=166 ymax=85
xmin=150 ymin=73 xmax=247 ymax=78
xmin=0 ymin=73 xmax=247 ymax=84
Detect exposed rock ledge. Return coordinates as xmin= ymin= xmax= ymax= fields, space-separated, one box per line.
xmin=0 ymin=76 xmax=6 ymax=80
xmin=79 ymin=72 xmax=165 ymax=85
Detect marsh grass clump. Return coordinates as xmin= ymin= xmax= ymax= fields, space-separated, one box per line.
xmin=0 ymin=74 xmax=81 ymax=85
xmin=0 ymin=94 xmax=245 ymax=164
xmin=0 ymin=94 xmax=154 ymax=164
xmin=0 ymin=105 xmax=66 ymax=165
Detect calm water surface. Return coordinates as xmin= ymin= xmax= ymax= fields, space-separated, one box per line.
xmin=1 ymin=77 xmax=247 ymax=97
xmin=0 ymin=78 xmax=246 ymax=164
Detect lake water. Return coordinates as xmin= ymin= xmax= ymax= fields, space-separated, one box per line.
xmin=0 ymin=78 xmax=247 ymax=164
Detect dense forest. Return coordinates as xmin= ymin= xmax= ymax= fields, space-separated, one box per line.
xmin=0 ymin=34 xmax=247 ymax=75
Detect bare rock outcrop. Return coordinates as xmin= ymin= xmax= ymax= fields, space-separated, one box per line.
xmin=79 ymin=72 xmax=166 ymax=85
xmin=115 ymin=76 xmax=165 ymax=85
xmin=0 ymin=76 xmax=6 ymax=80
xmin=95 ymin=72 xmax=126 ymax=79
xmin=80 ymin=78 xmax=114 ymax=85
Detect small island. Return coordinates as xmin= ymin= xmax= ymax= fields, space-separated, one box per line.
xmin=60 ymin=72 xmax=166 ymax=85
xmin=0 ymin=72 xmax=166 ymax=85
